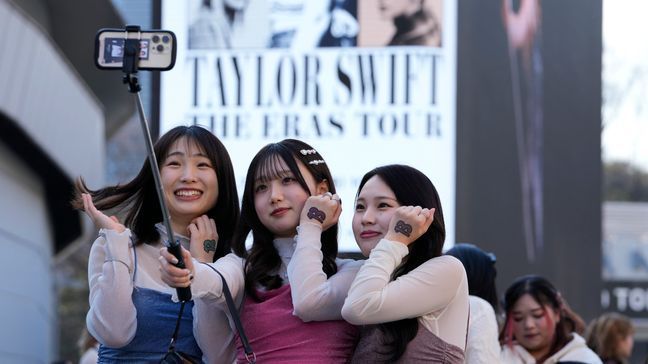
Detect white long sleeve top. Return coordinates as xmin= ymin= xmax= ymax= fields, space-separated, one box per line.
xmin=500 ymin=333 xmax=602 ymax=364
xmin=466 ymin=295 xmax=501 ymax=363
xmin=288 ymin=222 xmax=364 ymax=321
xmin=190 ymin=222 xmax=363 ymax=324
xmin=86 ymin=225 xmax=234 ymax=363
xmin=341 ymin=238 xmax=470 ymax=351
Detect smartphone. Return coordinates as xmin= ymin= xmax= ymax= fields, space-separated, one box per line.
xmin=95 ymin=28 xmax=177 ymax=70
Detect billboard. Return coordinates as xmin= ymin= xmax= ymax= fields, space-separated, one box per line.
xmin=161 ymin=0 xmax=457 ymax=251
xmin=456 ymin=0 xmax=602 ymax=320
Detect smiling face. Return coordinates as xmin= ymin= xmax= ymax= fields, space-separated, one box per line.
xmin=352 ymin=175 xmax=401 ymax=256
xmin=161 ymin=137 xmax=218 ymax=233
xmin=253 ymin=156 xmax=323 ymax=238
xmin=510 ymin=293 xmax=560 ymax=360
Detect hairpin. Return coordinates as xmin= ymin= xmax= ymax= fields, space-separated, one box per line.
xmin=308 ymin=160 xmax=325 ymax=165
xmin=300 ymin=149 xmax=317 ymax=155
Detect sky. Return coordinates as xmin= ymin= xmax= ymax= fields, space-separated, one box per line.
xmin=602 ymin=0 xmax=648 ymax=172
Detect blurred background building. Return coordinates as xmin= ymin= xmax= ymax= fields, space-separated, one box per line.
xmin=0 ymin=0 xmax=134 ymax=361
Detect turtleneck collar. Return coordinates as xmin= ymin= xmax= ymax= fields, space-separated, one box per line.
xmin=273 ymin=237 xmax=297 ymax=259
xmin=155 ymin=223 xmax=191 ymax=250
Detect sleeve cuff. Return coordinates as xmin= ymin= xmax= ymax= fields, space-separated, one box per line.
xmin=368 ymin=239 xmax=409 ymax=267
xmin=295 ymin=223 xmax=324 ymax=248
xmin=191 ymin=261 xmax=224 ymax=300
xmin=296 ymin=222 xmax=323 ymax=235
xmin=101 ymin=228 xmax=133 ymax=262
xmin=377 ymin=238 xmax=409 ymax=256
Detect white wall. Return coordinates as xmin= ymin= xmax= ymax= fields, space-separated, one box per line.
xmin=0 ymin=0 xmax=106 ymax=362
xmin=0 ymin=0 xmax=105 ymax=187
xmin=0 ymin=142 xmax=52 ymax=363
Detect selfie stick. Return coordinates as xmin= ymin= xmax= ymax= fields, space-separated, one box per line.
xmin=121 ymin=25 xmax=192 ymax=302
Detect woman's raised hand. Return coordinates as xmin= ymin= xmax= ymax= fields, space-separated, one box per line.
xmin=82 ymin=193 xmax=125 ymax=233
xmin=300 ymin=192 xmax=342 ymax=231
xmin=384 ymin=206 xmax=435 ymax=246
xmin=187 ymin=215 xmax=219 ymax=263
xmin=159 ymin=246 xmax=194 ymax=288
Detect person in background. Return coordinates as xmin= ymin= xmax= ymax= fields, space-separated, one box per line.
xmin=446 ymin=243 xmax=501 ymax=363
xmin=585 ymin=312 xmax=634 ymax=364
xmin=73 ymin=125 xmax=240 ymax=362
xmin=342 ymin=164 xmax=469 ymax=363
xmin=500 ymin=275 xmax=602 ymax=364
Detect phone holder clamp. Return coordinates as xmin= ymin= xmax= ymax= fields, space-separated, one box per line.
xmin=122 ymin=25 xmax=142 ymax=93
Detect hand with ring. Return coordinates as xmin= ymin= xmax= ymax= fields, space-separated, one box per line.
xmin=384 ymin=206 xmax=435 ymax=246
xmin=300 ymin=191 xmax=342 ymax=230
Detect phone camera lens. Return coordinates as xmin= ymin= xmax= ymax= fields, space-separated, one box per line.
xmin=156 ymin=44 xmax=164 ymax=52
xmin=162 ymin=35 xmax=170 ymax=43
xmin=152 ymin=35 xmax=160 ymax=43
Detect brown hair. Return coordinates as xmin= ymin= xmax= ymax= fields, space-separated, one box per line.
xmin=585 ymin=312 xmax=634 ymax=363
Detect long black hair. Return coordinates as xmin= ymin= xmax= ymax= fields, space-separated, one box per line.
xmin=356 ymin=164 xmax=445 ymax=361
xmin=501 ymin=275 xmax=586 ymax=362
xmin=72 ymin=125 xmax=239 ymax=260
xmin=446 ymin=243 xmax=500 ymax=314
xmin=232 ymin=139 xmax=338 ymax=301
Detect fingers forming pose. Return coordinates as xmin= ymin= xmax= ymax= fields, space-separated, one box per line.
xmin=81 ymin=193 xmax=125 ymax=233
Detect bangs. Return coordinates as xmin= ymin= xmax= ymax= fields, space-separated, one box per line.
xmin=254 ymin=152 xmax=296 ymax=183
xmin=165 ymin=135 xmax=207 ymax=159
xmin=183 ymin=135 xmax=208 ymax=155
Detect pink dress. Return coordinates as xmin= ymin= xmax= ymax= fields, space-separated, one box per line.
xmin=235 ymin=284 xmax=359 ymax=363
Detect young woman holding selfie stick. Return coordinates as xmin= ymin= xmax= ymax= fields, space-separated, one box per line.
xmin=74 ymin=125 xmax=239 ymax=362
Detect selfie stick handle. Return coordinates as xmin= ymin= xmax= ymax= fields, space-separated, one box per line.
xmin=122 ymin=25 xmax=192 ymax=302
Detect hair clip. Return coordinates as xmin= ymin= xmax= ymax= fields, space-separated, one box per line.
xmin=487 ymin=252 xmax=497 ymax=263
xmin=300 ymin=149 xmax=317 ymax=155
xmin=308 ymin=160 xmax=325 ymax=165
